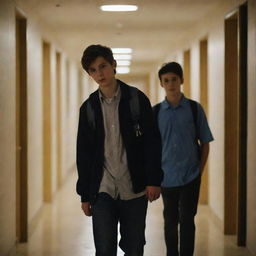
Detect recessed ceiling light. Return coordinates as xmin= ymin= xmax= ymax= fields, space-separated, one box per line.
xmin=112 ymin=48 xmax=133 ymax=54
xmin=100 ymin=5 xmax=138 ymax=12
xmin=116 ymin=67 xmax=130 ymax=74
xmin=114 ymin=54 xmax=132 ymax=60
xmin=117 ymin=60 xmax=131 ymax=66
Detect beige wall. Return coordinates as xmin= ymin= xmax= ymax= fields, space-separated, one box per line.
xmin=116 ymin=74 xmax=149 ymax=96
xmin=247 ymin=0 xmax=256 ymax=254
xmin=208 ymin=22 xmax=225 ymax=222
xmin=63 ymin=61 xmax=80 ymax=178
xmin=190 ymin=42 xmax=200 ymax=101
xmin=26 ymin=19 xmax=44 ymax=225
xmin=0 ymin=1 xmax=87 ymax=254
xmin=149 ymin=71 xmax=160 ymax=105
xmin=0 ymin=1 xmax=16 ymax=255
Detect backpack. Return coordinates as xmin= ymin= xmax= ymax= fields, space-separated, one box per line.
xmin=86 ymin=87 xmax=142 ymax=136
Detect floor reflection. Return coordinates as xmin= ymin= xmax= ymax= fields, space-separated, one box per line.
xmin=16 ymin=171 xmax=252 ymax=256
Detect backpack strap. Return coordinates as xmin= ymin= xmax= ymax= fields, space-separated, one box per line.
xmin=189 ymin=99 xmax=200 ymax=150
xmin=189 ymin=99 xmax=198 ymax=128
xmin=129 ymin=87 xmax=142 ymax=137
xmin=129 ymin=87 xmax=140 ymax=124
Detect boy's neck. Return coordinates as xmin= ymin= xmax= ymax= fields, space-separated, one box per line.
xmin=166 ymin=92 xmax=183 ymax=107
xmin=99 ymin=79 xmax=118 ymax=98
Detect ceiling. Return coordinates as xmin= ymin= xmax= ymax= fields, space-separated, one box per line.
xmin=16 ymin=0 xmax=233 ymax=75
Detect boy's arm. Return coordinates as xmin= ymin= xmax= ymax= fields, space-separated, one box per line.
xmin=81 ymin=202 xmax=92 ymax=216
xmin=138 ymin=92 xmax=163 ymax=188
xmin=146 ymin=186 xmax=161 ymax=202
xmin=199 ymin=142 xmax=209 ymax=175
xmin=76 ymin=104 xmax=93 ymax=203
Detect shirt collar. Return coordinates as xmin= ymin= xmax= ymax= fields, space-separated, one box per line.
xmin=99 ymin=82 xmax=121 ymax=103
xmin=162 ymin=94 xmax=187 ymax=109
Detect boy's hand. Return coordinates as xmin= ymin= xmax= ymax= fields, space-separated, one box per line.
xmin=146 ymin=186 xmax=161 ymax=202
xmin=81 ymin=202 xmax=92 ymax=216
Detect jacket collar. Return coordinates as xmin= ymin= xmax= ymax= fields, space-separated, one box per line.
xmin=89 ymin=79 xmax=131 ymax=104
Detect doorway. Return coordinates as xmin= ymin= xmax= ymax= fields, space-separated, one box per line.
xmin=42 ymin=41 xmax=52 ymax=202
xmin=183 ymin=49 xmax=191 ymax=97
xmin=56 ymin=52 xmax=62 ymax=189
xmin=199 ymin=39 xmax=209 ymax=204
xmin=224 ymin=3 xmax=247 ymax=246
xmin=15 ymin=13 xmax=28 ymax=243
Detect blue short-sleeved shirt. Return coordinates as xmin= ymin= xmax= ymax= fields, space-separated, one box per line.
xmin=157 ymin=95 xmax=214 ymax=187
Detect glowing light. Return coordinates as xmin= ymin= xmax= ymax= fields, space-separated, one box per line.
xmin=116 ymin=60 xmax=131 ymax=66
xmin=114 ymin=54 xmax=132 ymax=60
xmin=116 ymin=67 xmax=130 ymax=74
xmin=100 ymin=5 xmax=138 ymax=12
xmin=112 ymin=48 xmax=133 ymax=54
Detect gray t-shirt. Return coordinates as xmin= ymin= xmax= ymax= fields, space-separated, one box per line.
xmin=98 ymin=85 xmax=145 ymax=200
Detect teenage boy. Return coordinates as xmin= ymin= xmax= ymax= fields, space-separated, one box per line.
xmin=76 ymin=44 xmax=163 ymax=256
xmin=153 ymin=62 xmax=214 ymax=256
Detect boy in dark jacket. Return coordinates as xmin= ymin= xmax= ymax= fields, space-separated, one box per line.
xmin=76 ymin=44 xmax=163 ymax=256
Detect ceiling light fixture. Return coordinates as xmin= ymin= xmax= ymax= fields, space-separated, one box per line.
xmin=114 ymin=54 xmax=132 ymax=60
xmin=117 ymin=60 xmax=131 ymax=66
xmin=116 ymin=67 xmax=130 ymax=74
xmin=100 ymin=5 xmax=138 ymax=12
xmin=112 ymin=48 xmax=133 ymax=54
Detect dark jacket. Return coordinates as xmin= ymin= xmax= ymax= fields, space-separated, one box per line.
xmin=76 ymin=80 xmax=163 ymax=202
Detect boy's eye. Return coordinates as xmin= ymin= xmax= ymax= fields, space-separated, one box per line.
xmin=100 ymin=64 xmax=107 ymax=69
xmin=89 ymin=68 xmax=96 ymax=73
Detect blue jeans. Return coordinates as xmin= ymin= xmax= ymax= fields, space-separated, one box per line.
xmin=161 ymin=175 xmax=201 ymax=256
xmin=91 ymin=192 xmax=148 ymax=256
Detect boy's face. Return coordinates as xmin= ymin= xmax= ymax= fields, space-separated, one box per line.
xmin=160 ymin=72 xmax=183 ymax=95
xmin=87 ymin=56 xmax=116 ymax=88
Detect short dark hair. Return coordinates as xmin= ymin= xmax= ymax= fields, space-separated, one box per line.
xmin=81 ymin=44 xmax=115 ymax=73
xmin=158 ymin=62 xmax=183 ymax=80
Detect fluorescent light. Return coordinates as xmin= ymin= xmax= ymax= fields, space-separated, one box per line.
xmin=116 ymin=67 xmax=130 ymax=74
xmin=100 ymin=5 xmax=138 ymax=12
xmin=112 ymin=48 xmax=132 ymax=54
xmin=117 ymin=60 xmax=131 ymax=66
xmin=114 ymin=54 xmax=132 ymax=60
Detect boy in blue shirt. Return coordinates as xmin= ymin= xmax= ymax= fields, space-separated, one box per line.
xmin=153 ymin=62 xmax=214 ymax=256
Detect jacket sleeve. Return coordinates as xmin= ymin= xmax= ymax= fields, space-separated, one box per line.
xmin=76 ymin=104 xmax=93 ymax=202
xmin=138 ymin=92 xmax=163 ymax=186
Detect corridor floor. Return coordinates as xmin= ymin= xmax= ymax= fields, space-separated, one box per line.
xmin=15 ymin=171 xmax=252 ymax=256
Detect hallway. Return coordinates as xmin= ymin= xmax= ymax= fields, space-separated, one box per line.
xmin=15 ymin=171 xmax=252 ymax=256
xmin=2 ymin=0 xmax=256 ymax=255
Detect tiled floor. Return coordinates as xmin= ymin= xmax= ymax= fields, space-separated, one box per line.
xmin=15 ymin=171 xmax=253 ymax=256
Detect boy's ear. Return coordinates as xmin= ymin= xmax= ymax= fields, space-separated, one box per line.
xmin=160 ymin=79 xmax=164 ymax=88
xmin=181 ymin=77 xmax=184 ymax=84
xmin=113 ymin=60 xmax=117 ymax=68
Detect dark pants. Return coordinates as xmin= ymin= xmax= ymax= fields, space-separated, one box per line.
xmin=91 ymin=192 xmax=148 ymax=256
xmin=161 ymin=175 xmax=201 ymax=256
